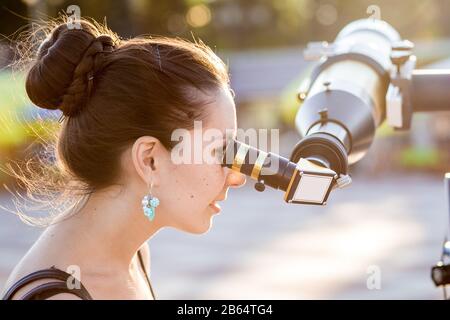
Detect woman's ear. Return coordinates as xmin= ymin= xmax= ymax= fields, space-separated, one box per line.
xmin=131 ymin=136 xmax=160 ymax=187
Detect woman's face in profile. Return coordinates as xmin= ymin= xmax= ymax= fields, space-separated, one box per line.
xmin=155 ymin=86 xmax=246 ymax=234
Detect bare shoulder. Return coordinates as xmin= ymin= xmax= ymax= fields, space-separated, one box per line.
xmin=2 ymin=254 xmax=87 ymax=300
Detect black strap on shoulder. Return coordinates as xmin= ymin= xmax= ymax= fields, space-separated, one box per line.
xmin=137 ymin=249 xmax=156 ymax=300
xmin=2 ymin=267 xmax=92 ymax=300
xmin=4 ymin=251 xmax=153 ymax=300
xmin=20 ymin=281 xmax=89 ymax=300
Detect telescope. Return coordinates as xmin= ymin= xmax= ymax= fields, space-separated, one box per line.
xmin=293 ymin=18 xmax=450 ymax=175
xmin=222 ymin=18 xmax=450 ymax=206
xmin=221 ymin=138 xmax=338 ymax=205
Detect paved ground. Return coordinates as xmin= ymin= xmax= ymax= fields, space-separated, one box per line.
xmin=0 ymin=173 xmax=448 ymax=299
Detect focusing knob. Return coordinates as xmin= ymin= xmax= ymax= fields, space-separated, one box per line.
xmin=255 ymin=181 xmax=266 ymax=192
xmin=318 ymin=108 xmax=328 ymax=123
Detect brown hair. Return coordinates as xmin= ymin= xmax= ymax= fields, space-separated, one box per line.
xmin=5 ymin=17 xmax=230 ymax=225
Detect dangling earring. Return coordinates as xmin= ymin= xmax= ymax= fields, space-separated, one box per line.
xmin=142 ymin=181 xmax=160 ymax=221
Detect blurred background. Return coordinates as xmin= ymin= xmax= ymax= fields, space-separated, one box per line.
xmin=0 ymin=0 xmax=449 ymax=299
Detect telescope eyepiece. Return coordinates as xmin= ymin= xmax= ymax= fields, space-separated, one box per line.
xmin=221 ymin=139 xmax=296 ymax=192
xmin=221 ymin=139 xmax=338 ymax=205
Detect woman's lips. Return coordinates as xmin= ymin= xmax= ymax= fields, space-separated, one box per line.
xmin=209 ymin=201 xmax=221 ymax=213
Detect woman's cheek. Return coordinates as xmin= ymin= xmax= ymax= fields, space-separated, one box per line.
xmin=187 ymin=165 xmax=225 ymax=207
xmin=161 ymin=163 xmax=225 ymax=220
xmin=173 ymin=164 xmax=214 ymax=203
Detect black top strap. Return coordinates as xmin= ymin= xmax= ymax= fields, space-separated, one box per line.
xmin=20 ymin=281 xmax=91 ymax=300
xmin=137 ymin=249 xmax=157 ymax=299
xmin=3 ymin=249 xmax=154 ymax=300
xmin=2 ymin=267 xmax=92 ymax=300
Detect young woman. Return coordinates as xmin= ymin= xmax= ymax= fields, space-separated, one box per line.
xmin=1 ymin=18 xmax=246 ymax=300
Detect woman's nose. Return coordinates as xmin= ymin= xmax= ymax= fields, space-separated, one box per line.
xmin=226 ymin=170 xmax=246 ymax=188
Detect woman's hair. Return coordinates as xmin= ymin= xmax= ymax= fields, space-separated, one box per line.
xmin=4 ymin=16 xmax=230 ymax=226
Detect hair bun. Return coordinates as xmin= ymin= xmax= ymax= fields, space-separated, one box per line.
xmin=26 ymin=22 xmax=116 ymax=117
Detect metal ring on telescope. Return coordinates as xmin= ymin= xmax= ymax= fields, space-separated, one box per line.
xmin=232 ymin=143 xmax=250 ymax=172
xmin=250 ymin=150 xmax=268 ymax=180
xmin=308 ymin=52 xmax=390 ymax=91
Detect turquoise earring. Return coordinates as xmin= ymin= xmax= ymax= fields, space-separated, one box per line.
xmin=142 ymin=182 xmax=159 ymax=221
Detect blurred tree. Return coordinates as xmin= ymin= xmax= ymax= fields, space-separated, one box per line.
xmin=1 ymin=0 xmax=450 ymax=50
xmin=207 ymin=0 xmax=450 ymax=48
xmin=0 ymin=0 xmax=28 ymax=40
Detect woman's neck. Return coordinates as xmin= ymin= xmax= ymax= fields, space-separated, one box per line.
xmin=45 ymin=184 xmax=163 ymax=272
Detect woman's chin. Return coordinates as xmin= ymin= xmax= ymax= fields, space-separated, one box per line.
xmin=184 ymin=211 xmax=218 ymax=235
xmin=194 ymin=217 xmax=215 ymax=235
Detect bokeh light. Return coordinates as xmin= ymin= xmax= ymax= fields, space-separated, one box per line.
xmin=186 ymin=4 xmax=212 ymax=28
